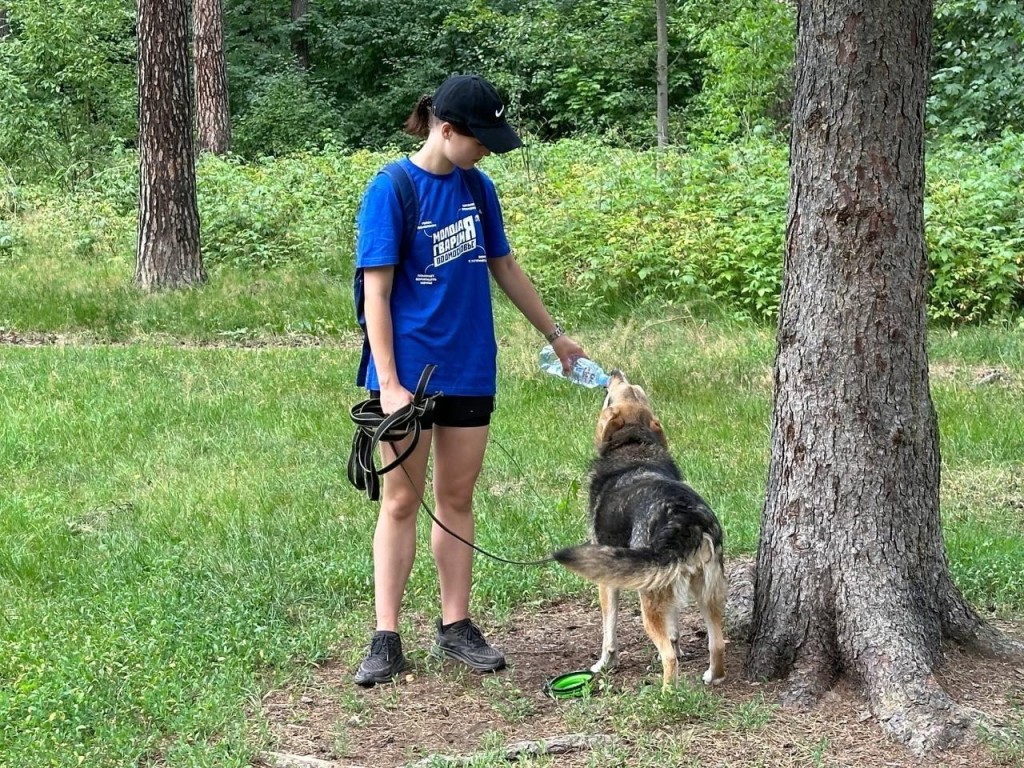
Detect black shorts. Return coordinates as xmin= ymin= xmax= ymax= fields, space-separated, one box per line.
xmin=369 ymin=392 xmax=494 ymax=429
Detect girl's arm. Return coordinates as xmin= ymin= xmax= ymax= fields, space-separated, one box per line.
xmin=488 ymin=254 xmax=585 ymax=367
xmin=363 ymin=265 xmax=414 ymax=414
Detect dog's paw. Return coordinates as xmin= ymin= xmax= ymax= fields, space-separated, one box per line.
xmin=590 ymin=652 xmax=616 ymax=675
xmin=702 ymin=669 xmax=726 ymax=686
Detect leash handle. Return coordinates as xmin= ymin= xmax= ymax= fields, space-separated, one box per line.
xmin=373 ymin=362 xmax=439 ymax=473
xmin=348 ymin=364 xmax=439 ymax=501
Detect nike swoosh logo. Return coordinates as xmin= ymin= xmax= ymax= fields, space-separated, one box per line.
xmin=495 ymin=105 xmax=505 ymax=118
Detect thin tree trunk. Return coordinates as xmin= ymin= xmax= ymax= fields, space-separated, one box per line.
xmin=291 ymin=0 xmax=309 ymax=71
xmin=135 ymin=0 xmax=204 ymax=291
xmin=194 ymin=0 xmax=231 ymax=154
xmin=654 ymin=0 xmax=669 ymax=152
xmin=746 ymin=0 xmax=1021 ymax=754
xmin=0 ymin=8 xmax=10 ymax=40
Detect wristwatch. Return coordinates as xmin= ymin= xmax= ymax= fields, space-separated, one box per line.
xmin=545 ymin=323 xmax=565 ymax=343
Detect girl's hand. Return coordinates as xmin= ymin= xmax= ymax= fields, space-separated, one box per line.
xmin=379 ymin=384 xmax=414 ymax=417
xmin=552 ymin=335 xmax=586 ymax=375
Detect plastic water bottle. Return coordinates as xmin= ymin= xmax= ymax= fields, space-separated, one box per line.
xmin=538 ymin=345 xmax=610 ymax=389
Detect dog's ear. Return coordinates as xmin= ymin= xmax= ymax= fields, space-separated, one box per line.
xmin=595 ymin=406 xmax=624 ymax=447
xmin=649 ymin=418 xmax=668 ymax=448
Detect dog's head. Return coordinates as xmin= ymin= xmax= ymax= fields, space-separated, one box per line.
xmin=595 ymin=370 xmax=667 ymax=450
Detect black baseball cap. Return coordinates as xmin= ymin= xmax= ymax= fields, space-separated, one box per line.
xmin=432 ymin=74 xmax=523 ymax=154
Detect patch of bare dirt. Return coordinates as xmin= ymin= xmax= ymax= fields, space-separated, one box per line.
xmin=255 ymin=593 xmax=1023 ymax=768
xmin=0 ymin=326 xmax=361 ymax=349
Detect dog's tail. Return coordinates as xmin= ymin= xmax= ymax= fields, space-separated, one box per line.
xmin=553 ymin=533 xmax=719 ymax=592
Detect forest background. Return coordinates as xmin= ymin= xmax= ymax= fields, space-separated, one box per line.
xmin=1 ymin=0 xmax=1022 ymax=325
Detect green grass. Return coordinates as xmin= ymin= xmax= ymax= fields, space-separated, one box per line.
xmin=0 ymin=254 xmax=353 ymax=342
xmin=1 ymin=300 xmax=1022 ymax=766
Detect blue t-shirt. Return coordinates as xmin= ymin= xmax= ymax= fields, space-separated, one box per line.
xmin=355 ymin=158 xmax=511 ymax=396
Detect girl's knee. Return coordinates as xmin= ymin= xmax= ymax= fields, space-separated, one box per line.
xmin=433 ymin=493 xmax=474 ymax=518
xmin=380 ymin=498 xmax=419 ymax=524
xmin=434 ymin=478 xmax=476 ymax=512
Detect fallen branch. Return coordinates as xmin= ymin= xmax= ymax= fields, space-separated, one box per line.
xmin=263 ymin=752 xmax=345 ymax=768
xmin=403 ymin=733 xmax=619 ymax=766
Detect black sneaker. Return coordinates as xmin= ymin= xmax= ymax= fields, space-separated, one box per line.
xmin=354 ymin=631 xmax=409 ymax=687
xmin=433 ymin=618 xmax=506 ymax=672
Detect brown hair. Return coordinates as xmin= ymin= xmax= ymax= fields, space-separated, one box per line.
xmin=402 ymin=93 xmax=472 ymax=139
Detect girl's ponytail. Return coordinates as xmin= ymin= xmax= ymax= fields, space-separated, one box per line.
xmin=403 ymin=95 xmax=433 ymax=138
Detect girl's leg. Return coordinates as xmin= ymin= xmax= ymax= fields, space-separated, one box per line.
xmin=373 ymin=430 xmax=432 ymax=631
xmin=430 ymin=424 xmax=489 ymax=624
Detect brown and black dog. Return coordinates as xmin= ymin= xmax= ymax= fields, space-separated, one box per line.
xmin=553 ymin=370 xmax=727 ymax=689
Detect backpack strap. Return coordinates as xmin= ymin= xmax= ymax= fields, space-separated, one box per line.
xmin=380 ymin=161 xmax=419 ymax=256
xmin=354 ymin=161 xmax=489 ymax=388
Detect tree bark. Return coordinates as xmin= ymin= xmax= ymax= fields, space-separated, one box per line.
xmin=291 ymin=0 xmax=310 ymax=71
xmin=194 ymin=0 xmax=232 ymax=154
xmin=0 ymin=8 xmax=10 ymax=40
xmin=746 ymin=0 xmax=1021 ymax=754
xmin=654 ymin=0 xmax=669 ymax=151
xmin=135 ymin=0 xmax=204 ymax=291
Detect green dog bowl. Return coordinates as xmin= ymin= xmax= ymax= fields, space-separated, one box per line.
xmin=542 ymin=670 xmax=596 ymax=699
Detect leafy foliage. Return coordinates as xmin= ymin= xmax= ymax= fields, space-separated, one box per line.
xmin=924 ymin=132 xmax=1024 ymax=322
xmin=450 ymin=0 xmax=701 ymax=146
xmin=6 ymin=137 xmax=1020 ymax=327
xmin=678 ymin=0 xmax=796 ymax=140
xmin=232 ymin=69 xmax=345 ymax=158
xmin=0 ymin=0 xmax=136 ymax=180
xmin=2 ymin=0 xmax=1023 ymax=179
xmin=929 ymin=0 xmax=1024 ymax=138
xmin=196 ymin=150 xmax=380 ymax=272
xmin=225 ymin=0 xmax=467 ymax=150
xmin=494 ymin=139 xmax=788 ymax=322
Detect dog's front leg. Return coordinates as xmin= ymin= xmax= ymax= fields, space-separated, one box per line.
xmin=590 ymin=584 xmax=619 ymax=674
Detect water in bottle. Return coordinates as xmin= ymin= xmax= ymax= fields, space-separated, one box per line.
xmin=538 ymin=345 xmax=611 ymax=389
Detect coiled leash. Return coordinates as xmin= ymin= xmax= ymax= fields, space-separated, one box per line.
xmin=348 ymin=364 xmax=440 ymax=502
xmin=347 ymin=364 xmax=554 ymax=566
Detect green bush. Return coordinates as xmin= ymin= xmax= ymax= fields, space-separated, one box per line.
xmin=929 ymin=0 xmax=1024 ymax=138
xmin=4 ymin=137 xmax=1022 ymax=326
xmin=494 ymin=139 xmax=788 ymax=321
xmin=196 ymin=150 xmax=382 ymax=273
xmin=0 ymin=0 xmax=136 ymax=183
xmin=925 ymin=133 xmax=1024 ymax=322
xmin=498 ymin=137 xmax=1022 ymax=325
xmin=232 ymin=70 xmax=345 ymax=159
xmin=679 ymin=0 xmax=796 ymax=140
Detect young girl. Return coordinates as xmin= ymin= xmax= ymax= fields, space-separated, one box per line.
xmin=353 ymin=74 xmax=585 ymax=686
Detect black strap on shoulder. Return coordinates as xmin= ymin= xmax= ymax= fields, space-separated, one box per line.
xmin=380 ymin=160 xmax=419 ymax=256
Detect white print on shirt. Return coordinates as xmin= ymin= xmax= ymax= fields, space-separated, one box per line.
xmin=432 ymin=214 xmax=478 ymax=268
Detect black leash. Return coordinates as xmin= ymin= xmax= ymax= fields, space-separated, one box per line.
xmin=347 ymin=364 xmax=554 ymax=566
xmin=348 ymin=364 xmax=439 ymax=502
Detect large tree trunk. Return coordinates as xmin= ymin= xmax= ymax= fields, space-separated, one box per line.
xmin=135 ymin=0 xmax=204 ymax=291
xmin=746 ymin=0 xmax=1022 ymax=755
xmin=194 ymin=0 xmax=232 ymax=154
